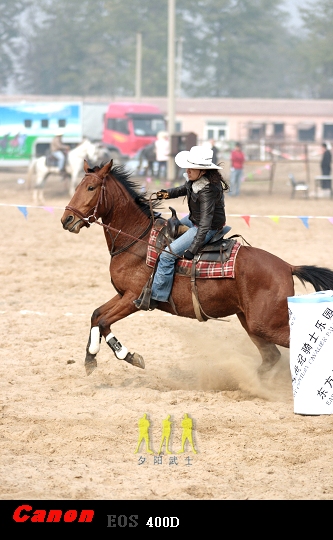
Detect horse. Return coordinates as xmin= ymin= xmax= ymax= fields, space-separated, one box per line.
xmin=61 ymin=159 xmax=333 ymax=377
xmin=27 ymin=138 xmax=100 ymax=204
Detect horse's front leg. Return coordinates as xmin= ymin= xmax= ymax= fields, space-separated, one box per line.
xmin=85 ymin=290 xmax=144 ymax=376
xmin=32 ymin=173 xmax=46 ymax=205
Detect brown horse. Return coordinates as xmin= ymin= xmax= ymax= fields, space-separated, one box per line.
xmin=61 ymin=159 xmax=333 ymax=377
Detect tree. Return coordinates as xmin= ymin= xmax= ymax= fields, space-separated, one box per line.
xmin=0 ymin=0 xmax=31 ymax=91
xmin=297 ymin=0 xmax=333 ymax=98
xmin=178 ymin=0 xmax=300 ymax=98
xmin=13 ymin=0 xmax=329 ymax=99
xmin=17 ymin=0 xmax=169 ymax=96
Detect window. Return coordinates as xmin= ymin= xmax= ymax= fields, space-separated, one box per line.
xmin=58 ymin=119 xmax=67 ymax=128
xmin=24 ymin=119 xmax=32 ymax=128
xmin=133 ymin=117 xmax=165 ymax=136
xmin=273 ymin=123 xmax=284 ymax=138
xmin=41 ymin=119 xmax=49 ymax=128
xmin=106 ymin=118 xmax=129 ymax=134
xmin=323 ymin=124 xmax=333 ymax=140
xmin=298 ymin=125 xmax=315 ymax=142
xmin=248 ymin=123 xmax=266 ymax=140
xmin=204 ymin=121 xmax=228 ymax=141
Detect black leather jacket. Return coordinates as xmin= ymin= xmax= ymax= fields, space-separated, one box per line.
xmin=166 ymin=179 xmax=226 ymax=254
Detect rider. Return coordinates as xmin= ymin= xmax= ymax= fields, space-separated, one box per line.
xmin=50 ymin=129 xmax=70 ymax=173
xmin=134 ymin=145 xmax=228 ymax=311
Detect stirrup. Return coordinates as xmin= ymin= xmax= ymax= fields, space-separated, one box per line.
xmin=133 ymin=298 xmax=158 ymax=311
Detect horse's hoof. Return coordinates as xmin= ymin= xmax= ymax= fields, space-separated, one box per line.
xmin=124 ymin=352 xmax=145 ymax=369
xmin=85 ymin=359 xmax=97 ymax=376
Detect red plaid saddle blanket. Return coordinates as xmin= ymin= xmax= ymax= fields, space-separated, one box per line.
xmin=146 ymin=221 xmax=241 ymax=279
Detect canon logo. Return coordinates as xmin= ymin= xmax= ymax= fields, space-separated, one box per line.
xmin=13 ymin=505 xmax=94 ymax=523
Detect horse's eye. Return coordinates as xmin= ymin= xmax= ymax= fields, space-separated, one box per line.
xmin=88 ymin=186 xmax=95 ymax=191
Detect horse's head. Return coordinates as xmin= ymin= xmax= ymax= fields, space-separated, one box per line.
xmin=61 ymin=159 xmax=113 ymax=234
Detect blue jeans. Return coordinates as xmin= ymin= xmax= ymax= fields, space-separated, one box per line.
xmin=230 ymin=168 xmax=243 ymax=196
xmin=53 ymin=151 xmax=65 ymax=170
xmin=151 ymin=215 xmax=217 ymax=302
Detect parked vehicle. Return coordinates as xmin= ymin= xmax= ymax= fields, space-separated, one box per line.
xmin=0 ymin=100 xmax=166 ymax=167
xmin=102 ymin=102 xmax=166 ymax=162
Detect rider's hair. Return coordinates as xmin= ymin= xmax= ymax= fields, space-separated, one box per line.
xmin=203 ymin=168 xmax=229 ymax=191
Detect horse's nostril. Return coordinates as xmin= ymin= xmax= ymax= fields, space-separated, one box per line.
xmin=62 ymin=215 xmax=74 ymax=229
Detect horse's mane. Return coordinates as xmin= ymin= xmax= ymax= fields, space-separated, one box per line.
xmin=89 ymin=163 xmax=162 ymax=217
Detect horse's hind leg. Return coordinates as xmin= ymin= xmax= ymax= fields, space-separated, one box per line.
xmin=236 ymin=313 xmax=281 ymax=375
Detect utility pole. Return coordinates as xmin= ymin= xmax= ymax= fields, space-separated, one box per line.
xmin=176 ymin=37 xmax=184 ymax=98
xmin=167 ymin=0 xmax=176 ymax=181
xmin=135 ymin=32 xmax=142 ymax=101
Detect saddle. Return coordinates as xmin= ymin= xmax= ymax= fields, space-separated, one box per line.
xmin=45 ymin=152 xmax=58 ymax=167
xmin=160 ymin=206 xmax=235 ymax=265
xmin=139 ymin=208 xmax=240 ymax=316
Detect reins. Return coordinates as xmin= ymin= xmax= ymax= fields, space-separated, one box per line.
xmin=65 ymin=173 xmax=181 ymax=258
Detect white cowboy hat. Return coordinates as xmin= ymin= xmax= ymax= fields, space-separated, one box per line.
xmin=175 ymin=145 xmax=223 ymax=170
xmin=56 ymin=128 xmax=65 ymax=136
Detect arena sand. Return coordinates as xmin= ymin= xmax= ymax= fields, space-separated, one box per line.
xmin=1 ymin=161 xmax=333 ymax=500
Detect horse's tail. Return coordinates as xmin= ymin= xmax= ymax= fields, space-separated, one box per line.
xmin=27 ymin=159 xmax=36 ymax=190
xmin=292 ymin=265 xmax=333 ymax=292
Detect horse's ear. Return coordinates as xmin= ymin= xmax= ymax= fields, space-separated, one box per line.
xmin=99 ymin=159 xmax=113 ymax=177
xmin=83 ymin=159 xmax=90 ymax=173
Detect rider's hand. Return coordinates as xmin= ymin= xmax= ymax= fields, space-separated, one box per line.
xmin=156 ymin=190 xmax=169 ymax=200
xmin=183 ymin=250 xmax=194 ymax=260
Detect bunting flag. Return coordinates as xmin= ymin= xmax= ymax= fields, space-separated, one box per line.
xmin=1 ymin=204 xmax=333 ymax=231
xmin=17 ymin=205 xmax=28 ymax=219
xmin=299 ymin=216 xmax=309 ymax=229
xmin=269 ymin=215 xmax=280 ymax=224
xmin=241 ymin=215 xmax=251 ymax=227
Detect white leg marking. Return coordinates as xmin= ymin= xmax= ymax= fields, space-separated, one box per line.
xmin=89 ymin=326 xmax=100 ymax=354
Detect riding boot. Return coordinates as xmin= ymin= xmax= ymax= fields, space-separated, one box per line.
xmin=133 ymin=273 xmax=158 ymax=310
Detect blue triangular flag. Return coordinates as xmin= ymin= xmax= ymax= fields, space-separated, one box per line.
xmin=17 ymin=206 xmax=28 ymax=219
xmin=299 ymin=216 xmax=309 ymax=229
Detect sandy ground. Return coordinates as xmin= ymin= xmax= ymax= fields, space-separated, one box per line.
xmin=1 ymin=159 xmax=333 ymax=501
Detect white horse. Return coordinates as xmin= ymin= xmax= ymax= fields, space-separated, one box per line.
xmin=27 ymin=138 xmax=100 ymax=204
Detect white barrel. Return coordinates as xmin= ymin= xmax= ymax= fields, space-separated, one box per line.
xmin=288 ymin=290 xmax=333 ymax=415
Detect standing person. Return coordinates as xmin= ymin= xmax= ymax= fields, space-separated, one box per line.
xmin=209 ymin=139 xmax=219 ymax=165
xmin=154 ymin=131 xmax=169 ymax=178
xmin=320 ymin=143 xmax=332 ymax=189
xmin=134 ymin=145 xmax=228 ymax=311
xmin=229 ymin=142 xmax=245 ymax=196
xmin=50 ymin=129 xmax=70 ymax=173
xmin=140 ymin=142 xmax=156 ymax=177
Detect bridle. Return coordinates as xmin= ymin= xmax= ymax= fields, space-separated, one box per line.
xmin=65 ymin=172 xmax=154 ymax=257
xmin=65 ymin=172 xmax=108 ymax=228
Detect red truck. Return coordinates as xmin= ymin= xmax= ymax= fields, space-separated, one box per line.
xmin=102 ymin=101 xmax=166 ymax=161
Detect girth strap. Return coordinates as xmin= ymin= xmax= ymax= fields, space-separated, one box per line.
xmin=190 ymin=256 xmax=206 ymax=322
